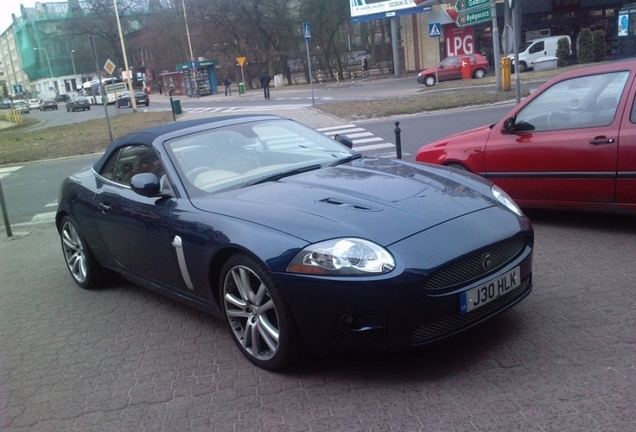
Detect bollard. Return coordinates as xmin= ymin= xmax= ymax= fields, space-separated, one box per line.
xmin=0 ymin=180 xmax=13 ymax=237
xmin=394 ymin=121 xmax=402 ymax=160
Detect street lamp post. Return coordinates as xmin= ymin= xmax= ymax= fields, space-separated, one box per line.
xmin=182 ymin=0 xmax=199 ymax=98
xmin=113 ymin=0 xmax=137 ymax=112
xmin=71 ymin=50 xmax=77 ymax=75
xmin=33 ymin=47 xmax=53 ymax=78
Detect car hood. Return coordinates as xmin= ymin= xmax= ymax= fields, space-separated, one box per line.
xmin=434 ymin=124 xmax=493 ymax=145
xmin=418 ymin=66 xmax=438 ymax=76
xmin=190 ymin=158 xmax=499 ymax=245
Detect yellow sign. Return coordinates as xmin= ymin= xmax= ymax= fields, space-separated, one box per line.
xmin=236 ymin=57 xmax=247 ymax=67
xmin=104 ymin=59 xmax=116 ymax=75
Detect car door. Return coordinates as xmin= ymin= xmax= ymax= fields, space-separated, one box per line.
xmin=93 ymin=144 xmax=186 ymax=290
xmin=438 ymin=57 xmax=460 ymax=82
xmin=483 ymin=70 xmax=629 ymax=205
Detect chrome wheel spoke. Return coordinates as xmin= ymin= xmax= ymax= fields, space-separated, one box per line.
xmin=223 ymin=263 xmax=282 ymax=362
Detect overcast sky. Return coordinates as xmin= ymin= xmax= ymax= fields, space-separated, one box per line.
xmin=1 ymin=0 xmax=67 ymax=33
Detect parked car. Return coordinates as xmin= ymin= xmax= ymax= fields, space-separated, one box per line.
xmin=66 ymin=96 xmax=90 ymax=112
xmin=417 ymin=54 xmax=489 ymax=87
xmin=2 ymin=98 xmax=13 ymax=109
xmin=116 ymin=90 xmax=150 ymax=108
xmin=57 ymin=115 xmax=534 ymax=370
xmin=40 ymin=99 xmax=58 ymax=111
xmin=509 ymin=35 xmax=571 ymax=73
xmin=55 ymin=94 xmax=71 ymax=103
xmin=415 ymin=59 xmax=636 ymax=214
xmin=12 ymin=100 xmax=29 ymax=114
xmin=28 ymin=98 xmax=41 ymax=109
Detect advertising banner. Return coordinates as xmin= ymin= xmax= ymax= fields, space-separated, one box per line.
xmin=350 ymin=0 xmax=430 ymax=22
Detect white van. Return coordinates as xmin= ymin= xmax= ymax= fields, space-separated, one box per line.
xmin=509 ymin=35 xmax=571 ymax=72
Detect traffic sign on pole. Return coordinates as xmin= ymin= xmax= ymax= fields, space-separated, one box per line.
xmin=456 ymin=7 xmax=491 ymax=27
xmin=236 ymin=57 xmax=247 ymax=67
xmin=303 ymin=22 xmax=311 ymax=41
xmin=455 ymin=0 xmax=490 ymax=12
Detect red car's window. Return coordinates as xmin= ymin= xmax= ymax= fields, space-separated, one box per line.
xmin=515 ymin=71 xmax=629 ymax=132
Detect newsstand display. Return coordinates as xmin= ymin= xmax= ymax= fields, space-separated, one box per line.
xmin=179 ymin=59 xmax=219 ymax=97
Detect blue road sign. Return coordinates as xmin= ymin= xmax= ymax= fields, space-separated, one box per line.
xmin=303 ymin=22 xmax=311 ymax=41
xmin=14 ymin=85 xmax=23 ymax=94
xmin=190 ymin=61 xmax=198 ymax=69
xmin=429 ymin=23 xmax=441 ymax=37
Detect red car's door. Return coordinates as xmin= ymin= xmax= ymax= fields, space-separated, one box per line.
xmin=483 ymin=70 xmax=630 ymax=205
xmin=438 ymin=57 xmax=461 ymax=82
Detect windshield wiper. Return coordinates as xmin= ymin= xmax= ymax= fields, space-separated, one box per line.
xmin=329 ymin=153 xmax=363 ymax=167
xmin=247 ymin=164 xmax=322 ymax=186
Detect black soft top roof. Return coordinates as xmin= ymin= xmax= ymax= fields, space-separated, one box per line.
xmin=92 ymin=114 xmax=282 ymax=172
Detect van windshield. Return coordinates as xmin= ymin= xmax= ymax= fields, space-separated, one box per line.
xmin=519 ymin=41 xmax=534 ymax=51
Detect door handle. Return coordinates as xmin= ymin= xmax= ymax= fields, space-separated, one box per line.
xmin=589 ymin=137 xmax=615 ymax=146
xmin=97 ymin=202 xmax=111 ymax=213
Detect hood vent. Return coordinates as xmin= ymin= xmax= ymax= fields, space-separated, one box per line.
xmin=318 ymin=197 xmax=381 ymax=212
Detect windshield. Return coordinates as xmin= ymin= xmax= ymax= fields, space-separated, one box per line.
xmin=165 ymin=119 xmax=356 ymax=197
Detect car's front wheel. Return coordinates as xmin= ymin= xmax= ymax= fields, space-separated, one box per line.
xmin=60 ymin=216 xmax=103 ymax=289
xmin=424 ymin=75 xmax=436 ymax=87
xmin=220 ymin=253 xmax=302 ymax=370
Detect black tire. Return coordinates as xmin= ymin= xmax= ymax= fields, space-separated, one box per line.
xmin=220 ymin=253 xmax=303 ymax=370
xmin=518 ymin=62 xmax=528 ymax=73
xmin=445 ymin=162 xmax=470 ymax=172
xmin=473 ymin=68 xmax=486 ymax=79
xmin=60 ymin=216 xmax=103 ymax=289
xmin=145 ymin=101 xmax=149 ymax=106
xmin=127 ymin=100 xmax=131 ymax=108
xmin=87 ymin=106 xmax=90 ymax=110
xmin=424 ymin=75 xmax=436 ymax=87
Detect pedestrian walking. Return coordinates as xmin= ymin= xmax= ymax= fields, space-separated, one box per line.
xmin=224 ymin=77 xmax=232 ymax=96
xmin=260 ymin=71 xmax=271 ymax=100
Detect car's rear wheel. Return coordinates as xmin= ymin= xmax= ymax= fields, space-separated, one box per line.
xmin=473 ymin=68 xmax=486 ymax=79
xmin=60 ymin=216 xmax=103 ymax=290
xmin=220 ymin=253 xmax=302 ymax=370
xmin=517 ymin=62 xmax=528 ymax=73
xmin=424 ymin=75 xmax=436 ymax=87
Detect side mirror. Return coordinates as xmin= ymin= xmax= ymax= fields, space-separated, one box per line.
xmin=502 ymin=117 xmax=516 ymax=134
xmin=334 ymin=133 xmax=354 ymax=149
xmin=130 ymin=173 xmax=161 ymax=197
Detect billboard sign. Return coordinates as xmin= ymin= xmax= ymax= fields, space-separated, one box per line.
xmin=351 ymin=0 xmax=431 ymax=23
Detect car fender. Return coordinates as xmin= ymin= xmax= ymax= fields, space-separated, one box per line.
xmin=415 ymin=125 xmax=493 ymax=173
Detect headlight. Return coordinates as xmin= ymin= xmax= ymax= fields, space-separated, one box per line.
xmin=491 ymin=185 xmax=523 ymax=216
xmin=287 ymin=238 xmax=395 ymax=276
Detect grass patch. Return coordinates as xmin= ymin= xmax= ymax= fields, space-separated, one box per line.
xmin=315 ymin=90 xmax=530 ymax=120
xmin=0 ymin=111 xmax=173 ymax=165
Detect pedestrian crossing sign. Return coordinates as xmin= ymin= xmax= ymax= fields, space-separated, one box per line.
xmin=429 ymin=23 xmax=441 ymax=37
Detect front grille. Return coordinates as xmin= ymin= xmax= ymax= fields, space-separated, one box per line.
xmin=423 ymin=236 xmax=527 ymax=291
xmin=411 ymin=277 xmax=531 ymax=344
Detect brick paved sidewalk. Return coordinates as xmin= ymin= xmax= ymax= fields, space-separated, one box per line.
xmin=1 ymin=211 xmax=635 ymax=431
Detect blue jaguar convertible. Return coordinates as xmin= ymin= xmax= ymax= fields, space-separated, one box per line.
xmin=57 ymin=115 xmax=534 ymax=370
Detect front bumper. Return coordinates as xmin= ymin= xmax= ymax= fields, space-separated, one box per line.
xmin=275 ymin=206 xmax=533 ymax=355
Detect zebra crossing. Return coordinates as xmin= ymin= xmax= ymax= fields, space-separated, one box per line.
xmin=316 ymin=124 xmax=395 ymax=155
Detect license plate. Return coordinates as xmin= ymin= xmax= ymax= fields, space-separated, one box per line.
xmin=460 ymin=267 xmax=520 ymax=314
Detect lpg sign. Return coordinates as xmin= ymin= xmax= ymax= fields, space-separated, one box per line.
xmin=445 ymin=26 xmax=475 ymax=56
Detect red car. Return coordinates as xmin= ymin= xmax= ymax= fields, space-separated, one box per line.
xmin=415 ymin=59 xmax=636 ymax=214
xmin=417 ymin=54 xmax=489 ymax=87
